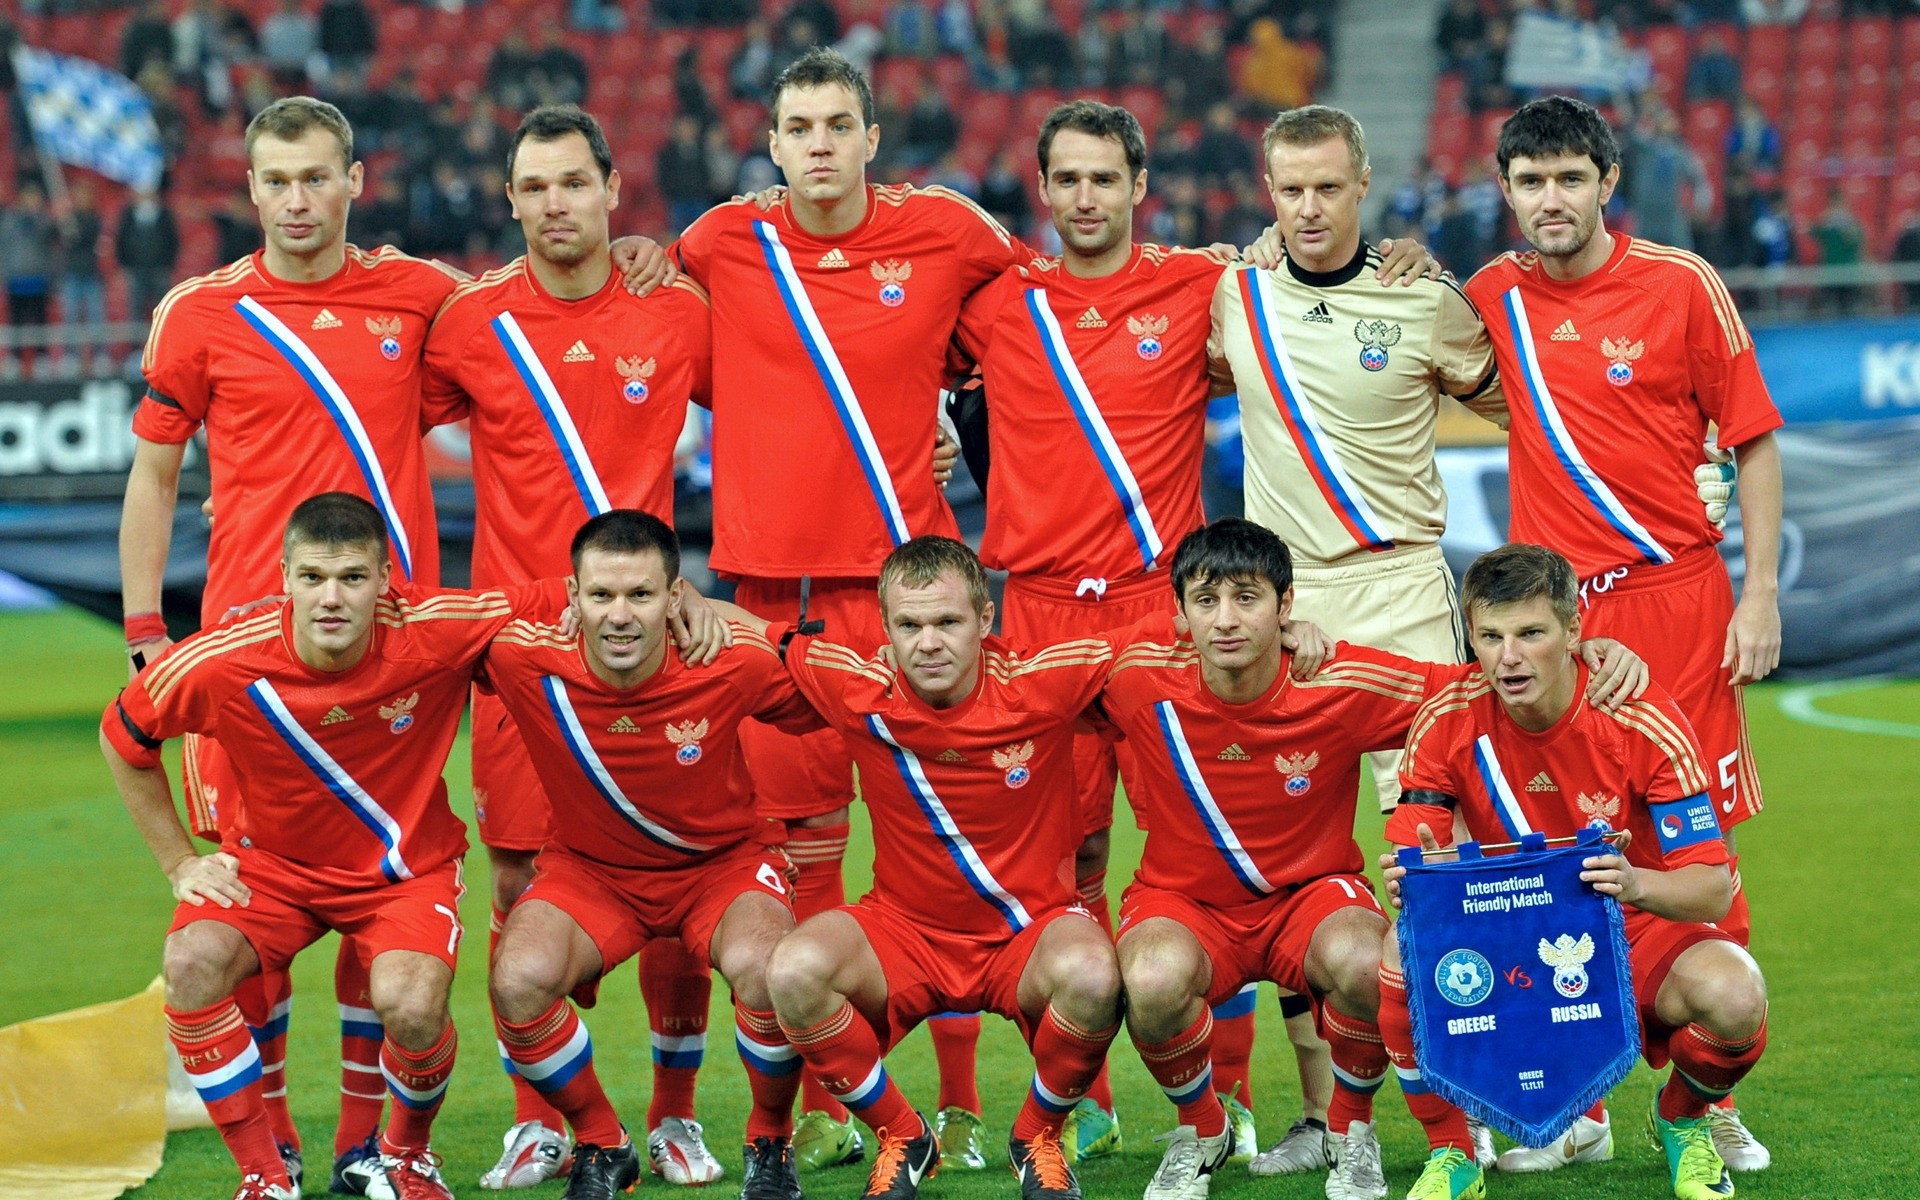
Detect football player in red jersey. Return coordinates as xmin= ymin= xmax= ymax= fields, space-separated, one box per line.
xmin=104 ymin=494 xmax=534 ymax=1200
xmin=480 ymin=510 xmax=818 ymax=1200
xmin=423 ymin=105 xmax=725 ymax=1191
xmin=1463 ymin=97 xmax=1782 ymax=1170
xmin=1376 ymin=544 xmax=1768 ymax=1200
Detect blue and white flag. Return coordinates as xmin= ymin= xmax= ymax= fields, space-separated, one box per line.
xmin=1395 ymin=826 xmax=1639 ymax=1147
xmin=11 ymin=46 xmax=165 ymax=190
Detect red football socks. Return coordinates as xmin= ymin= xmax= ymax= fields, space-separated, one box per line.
xmin=641 ymin=937 xmax=712 ymax=1129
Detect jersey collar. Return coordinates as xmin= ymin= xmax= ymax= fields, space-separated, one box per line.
xmin=1283 ymin=243 xmax=1370 ymax=289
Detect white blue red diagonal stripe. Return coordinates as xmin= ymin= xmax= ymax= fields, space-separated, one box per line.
xmin=735 ymin=1029 xmax=802 ymax=1076
xmin=247 ymin=679 xmax=412 ymax=882
xmin=828 ymin=1060 xmax=892 ymax=1111
xmin=510 ymin=1021 xmax=594 ymax=1094
xmin=752 ymin=220 xmax=910 ymax=546
xmin=1471 ymin=734 xmax=1533 ymax=842
xmin=182 ymin=1037 xmax=263 ymax=1102
xmin=1024 ymin=288 xmax=1164 ymax=569
xmin=1028 ymin=1071 xmax=1079 ymax=1114
xmin=651 ymin=1031 xmax=706 ymax=1069
xmin=234 ymin=296 xmax=416 ymax=580
xmin=541 ymin=676 xmax=713 ymax=855
xmin=1154 ymin=701 xmax=1274 ymax=896
xmin=864 ymin=714 xmax=1032 ymax=931
xmin=489 ymin=312 xmax=611 ymax=517
xmin=1500 ymin=287 xmax=1671 ymax=566
xmin=1161 ymin=1064 xmax=1213 ymax=1105
xmin=1237 ymin=268 xmax=1394 ymax=553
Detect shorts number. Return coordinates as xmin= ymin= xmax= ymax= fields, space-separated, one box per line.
xmin=1328 ymin=877 xmax=1360 ymax=900
xmin=757 ymin=862 xmax=787 ymax=896
xmin=1717 ymin=751 xmax=1739 ymax=812
xmin=433 ymin=903 xmax=462 ymax=956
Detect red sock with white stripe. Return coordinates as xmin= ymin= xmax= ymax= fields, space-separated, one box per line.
xmin=780 ymin=1003 xmax=917 ymax=1137
xmin=496 ymin=1000 xmax=623 ymax=1146
xmin=380 ymin=1023 xmax=458 ymax=1154
xmin=169 ymin=997 xmax=289 ymax=1186
xmin=735 ymin=1004 xmax=802 ymax=1140
xmin=930 ymin=1013 xmax=982 ymax=1113
xmin=1133 ymin=1008 xmax=1225 ymax=1136
xmin=1015 ymin=1006 xmax=1118 ymax=1140
xmin=1661 ymin=1015 xmax=1767 ymax=1120
xmin=1378 ymin=964 xmax=1470 ymax=1151
xmin=333 ymin=941 xmax=386 ymax=1154
xmin=1322 ymin=1003 xmax=1388 ymax=1130
xmin=787 ymin=822 xmax=854 ymax=1123
xmin=1210 ymin=983 xmax=1258 ymax=1112
xmin=489 ymin=905 xmax=567 ymax=1130
xmin=238 ymin=971 xmax=298 ymax=1150
xmin=642 ymin=937 xmax=711 ymax=1128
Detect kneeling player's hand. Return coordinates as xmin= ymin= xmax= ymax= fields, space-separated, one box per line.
xmin=612 ymin=235 xmax=678 ymax=296
xmin=1580 ymin=839 xmax=1641 ymax=906
xmin=1380 ymin=823 xmax=1450 ymax=908
xmin=1280 ymin=619 xmax=1333 ymax=679
xmin=1577 ymin=637 xmax=1649 ymax=710
xmin=673 ymin=589 xmax=734 ymax=666
xmin=171 ymin=851 xmax=250 ymax=908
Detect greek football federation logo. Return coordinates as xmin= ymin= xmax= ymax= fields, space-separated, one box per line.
xmin=366 ymin=315 xmax=403 ymax=361
xmin=871 ymin=259 xmax=911 ymax=307
xmin=665 ymin=718 xmax=709 ymax=766
xmin=1274 ymin=750 xmax=1319 ymax=796
xmin=1354 ymin=320 xmax=1401 ymax=371
xmin=378 ymin=692 xmax=419 ymax=734
xmin=1601 ymin=336 xmax=1644 ymax=386
xmin=1128 ymin=313 xmax=1168 ymax=360
xmin=1538 ymin=933 xmax=1595 ymax=999
xmin=1436 ymin=948 xmax=1494 ymax=1007
xmin=992 ymin=739 xmax=1035 ymax=788
xmin=617 ymin=354 xmax=656 ymax=404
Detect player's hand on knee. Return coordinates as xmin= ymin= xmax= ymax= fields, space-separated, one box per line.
xmin=672 ymin=589 xmax=733 ymax=666
xmin=1578 ymin=637 xmax=1649 ymax=709
xmin=1280 ymin=619 xmax=1332 ymax=679
xmin=611 ymin=235 xmax=678 ymax=296
xmin=171 ymin=851 xmax=250 ymax=908
xmin=1374 ymin=237 xmax=1443 ymax=286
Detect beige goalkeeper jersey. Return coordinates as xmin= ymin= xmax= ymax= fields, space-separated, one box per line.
xmin=1209 ymin=246 xmax=1506 ymax=565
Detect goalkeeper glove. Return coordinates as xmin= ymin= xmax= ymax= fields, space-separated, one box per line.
xmin=1695 ymin=442 xmax=1735 ymax=530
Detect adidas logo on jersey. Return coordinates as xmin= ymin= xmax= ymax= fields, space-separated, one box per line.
xmin=1302 ymin=301 xmax=1332 ymax=324
xmin=936 ymin=748 xmax=967 ymax=763
xmin=817 ymin=248 xmax=851 ymax=269
xmin=607 ymin=716 xmax=642 ymax=733
xmin=321 ymin=705 xmax=353 ymax=725
xmin=1077 ymin=306 xmax=1107 ymax=329
xmin=1550 ymin=320 xmax=1579 ymax=342
xmin=563 ymin=340 xmax=595 ymax=363
xmin=1525 ymin=771 xmax=1559 ymax=792
xmin=311 ymin=309 xmax=343 ymax=330
xmin=1217 ymin=743 xmax=1251 ymax=761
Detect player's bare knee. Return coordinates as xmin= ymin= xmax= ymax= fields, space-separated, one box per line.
xmin=1324 ymin=939 xmax=1385 ymax=1020
xmin=1699 ymin=959 xmax=1769 ymax=1040
xmin=489 ymin=949 xmax=567 ymax=1024
xmin=162 ymin=926 xmax=240 ymax=1009
xmin=377 ymin=990 xmax=451 ymax=1049
xmin=1119 ymin=952 xmax=1196 ymax=1033
xmin=766 ymin=934 xmax=837 ymax=1021
xmin=1049 ymin=937 xmax=1121 ymax=1023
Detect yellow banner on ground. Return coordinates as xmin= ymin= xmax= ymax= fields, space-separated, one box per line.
xmin=0 ymin=977 xmax=167 ymax=1199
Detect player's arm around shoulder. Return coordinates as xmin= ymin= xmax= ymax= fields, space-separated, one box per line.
xmin=1433 ymin=275 xmax=1509 ymax=428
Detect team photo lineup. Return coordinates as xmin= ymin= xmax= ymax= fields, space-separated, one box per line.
xmin=87 ymin=30 xmax=1796 ymax=1200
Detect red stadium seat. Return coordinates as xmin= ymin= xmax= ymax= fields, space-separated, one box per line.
xmin=1842 ymin=130 xmax=1887 ymax=163
xmin=1851 ymin=16 xmax=1895 ymax=69
xmin=1641 ymin=26 xmax=1688 ymax=80
xmin=1118 ymin=86 xmax=1165 ymax=139
xmin=1890 ymin=172 xmax=1920 ymax=221
xmin=1744 ymin=65 xmax=1787 ymax=122
xmin=1793 ymin=65 xmax=1839 ymax=116
xmin=1744 ymin=23 xmax=1789 ymax=74
xmin=932 ymin=56 xmax=971 ymax=95
xmin=1434 ymin=72 xmax=1467 ymax=116
xmin=1795 ymin=20 xmax=1842 ymax=71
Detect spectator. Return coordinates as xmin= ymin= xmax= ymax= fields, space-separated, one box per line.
xmin=1686 ymin=30 xmax=1740 ymax=102
xmin=1810 ymin=188 xmax=1865 ymax=312
xmin=2 ymin=183 xmax=56 ymax=344
xmin=456 ymin=108 xmax=510 ymax=170
xmin=902 ymin=77 xmax=959 ymax=167
xmin=1624 ymin=102 xmax=1711 ymax=250
xmin=1726 ymin=96 xmax=1781 ymax=177
xmin=533 ymin=27 xmax=588 ymax=108
xmin=568 ymin=0 xmax=626 ymax=34
xmin=703 ymin=123 xmax=740 ymax=203
xmin=978 ymin=145 xmax=1030 ymax=234
xmin=1165 ymin=22 xmax=1232 ymax=122
xmin=1236 ymin=16 xmax=1321 ymax=111
xmin=56 ymin=179 xmax=107 ymax=366
xmin=114 ymin=186 xmax=180 ymax=322
xmin=1111 ymin=6 xmax=1169 ymax=86
xmin=784 ymin=0 xmax=842 ymax=43
xmin=926 ymin=149 xmax=979 ymax=198
xmin=1217 ymin=175 xmax=1274 ymax=249
xmin=135 ymin=62 xmax=188 ymax=171
xmin=1190 ymin=101 xmax=1249 ymax=186
xmin=317 ymin=0 xmax=375 ymax=86
xmin=1464 ymin=17 xmax=1515 ymax=113
xmin=212 ymin=189 xmax=265 ymax=263
xmin=657 ymin=115 xmax=714 ymax=234
xmin=1434 ymin=0 xmax=1486 ymax=72
xmin=887 ymin=0 xmax=938 ymax=59
xmin=487 ymin=31 xmax=539 ymax=111
xmin=1006 ymin=0 xmax=1070 ymax=86
xmin=1739 ymin=0 xmax=1809 ymax=22
xmin=936 ymin=0 xmax=976 ymax=56
xmin=1892 ymin=209 xmax=1920 ymax=309
xmin=1149 ymin=172 xmax=1208 ymax=247
xmin=1433 ymin=186 xmax=1486 ymax=275
xmin=728 ymin=18 xmax=776 ymax=100
xmin=1713 ymin=164 xmax=1764 ymax=267
xmin=670 ymin=44 xmax=710 ymax=123
xmin=1076 ymin=12 xmax=1113 ymax=87
xmin=260 ymin=0 xmax=318 ymax=86
xmin=120 ymin=0 xmax=174 ymax=81
xmin=834 ymin=20 xmax=885 ymax=75
xmin=1386 ymin=159 xmax=1448 ymax=242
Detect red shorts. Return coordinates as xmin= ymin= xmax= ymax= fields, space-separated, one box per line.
xmin=1626 ymin=908 xmax=1738 ymax=1069
xmin=183 ymin=732 xmax=238 ymax=843
xmin=169 ymin=848 xmax=467 ymax=974
xmin=471 ymin=687 xmax=555 ymax=852
xmin=1119 ymin=875 xmax=1383 ymax=1030
xmin=524 ymin=840 xmax=793 ymax=1008
xmin=847 ymin=898 xmax=1094 ymax=1050
xmin=1577 ymin=547 xmax=1763 ymax=828
xmin=1001 ymin=571 xmax=1177 ymax=837
xmin=734 ymin=577 xmax=883 ymax=822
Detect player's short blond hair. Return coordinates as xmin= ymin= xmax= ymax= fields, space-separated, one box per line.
xmin=247 ymin=96 xmax=355 ymax=170
xmin=1461 ymin=543 xmax=1579 ymax=626
xmin=1261 ymin=105 xmax=1368 ymax=178
xmin=878 ymin=536 xmax=990 ymax=618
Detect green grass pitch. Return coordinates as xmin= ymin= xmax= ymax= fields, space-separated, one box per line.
xmin=3 ymin=607 xmax=1916 ymax=1198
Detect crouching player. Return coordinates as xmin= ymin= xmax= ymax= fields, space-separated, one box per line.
xmin=102 ymin=494 xmax=534 ymax=1200
xmin=480 ymin=509 xmax=821 ymax=1200
xmin=1093 ymin=520 xmax=1648 ymax=1200
xmin=1377 ymin=543 xmax=1768 ymax=1200
xmin=746 ymin=537 xmax=1126 ymax=1200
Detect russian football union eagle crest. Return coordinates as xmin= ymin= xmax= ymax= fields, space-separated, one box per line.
xmin=616 ymin=355 xmax=656 ymax=404
xmin=1127 ymin=313 xmax=1167 ymax=360
xmin=1353 ymin=320 xmax=1401 ymax=371
xmin=366 ymin=315 xmax=403 ymax=361
xmin=1576 ymin=791 xmax=1621 ymax=826
xmin=665 ymin=718 xmax=709 ymax=766
xmin=871 ymin=259 xmax=911 ymax=307
xmin=1601 ymin=336 xmax=1644 ymax=386
xmin=992 ymin=740 xmax=1035 ymax=788
xmin=378 ymin=692 xmax=418 ymax=734
xmin=1274 ymin=750 xmax=1319 ymax=795
xmin=1537 ymin=932 xmax=1596 ymax=999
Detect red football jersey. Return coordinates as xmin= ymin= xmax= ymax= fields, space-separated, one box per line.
xmin=1098 ymin=635 xmax=1458 ymax=905
xmin=1465 ymin=235 xmax=1783 ymax=578
xmin=103 ymin=586 xmax=548 ymax=883
xmin=954 ymin=245 xmax=1228 ymax=583
xmin=136 ymin=247 xmax=456 ymax=621
xmin=422 ymin=261 xmax=712 ymax=586
xmin=479 ymin=618 xmax=820 ymax=869
xmin=1390 ymin=664 xmax=1731 ymax=889
xmin=670 ymin=186 xmax=1024 ymax=577
xmin=779 ymin=630 xmax=1115 ymax=935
